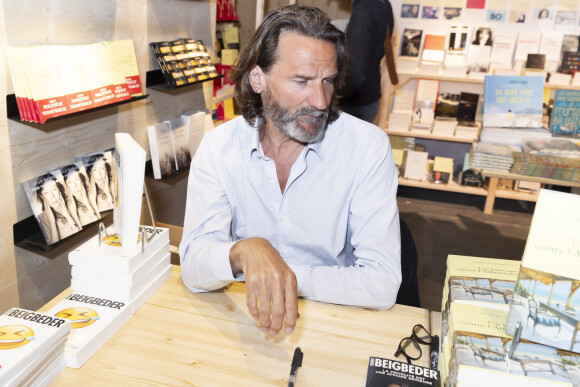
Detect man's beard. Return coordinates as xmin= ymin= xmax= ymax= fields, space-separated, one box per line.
xmin=262 ymin=87 xmax=329 ymax=143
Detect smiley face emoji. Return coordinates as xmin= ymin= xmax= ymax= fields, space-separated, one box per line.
xmin=54 ymin=307 xmax=100 ymax=329
xmin=0 ymin=325 xmax=35 ymax=349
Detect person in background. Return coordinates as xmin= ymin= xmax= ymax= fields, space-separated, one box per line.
xmin=339 ymin=0 xmax=394 ymax=123
xmin=180 ymin=5 xmax=401 ymax=336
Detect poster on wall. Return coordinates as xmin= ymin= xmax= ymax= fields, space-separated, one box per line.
xmin=466 ymin=0 xmax=485 ymax=9
xmin=443 ymin=0 xmax=463 ymax=20
xmin=486 ymin=0 xmax=507 ymax=22
xmin=508 ymin=0 xmax=530 ymax=23
xmin=401 ymin=1 xmax=420 ymax=18
xmin=422 ymin=0 xmax=442 ymax=19
xmin=555 ymin=0 xmax=578 ymax=26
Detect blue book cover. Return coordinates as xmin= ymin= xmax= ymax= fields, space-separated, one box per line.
xmin=483 ymin=75 xmax=544 ymax=128
xmin=550 ymin=89 xmax=580 ymax=135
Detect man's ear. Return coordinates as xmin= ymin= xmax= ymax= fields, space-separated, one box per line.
xmin=248 ymin=65 xmax=266 ymax=94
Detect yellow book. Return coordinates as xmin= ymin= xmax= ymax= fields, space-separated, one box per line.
xmin=53 ymin=45 xmax=95 ymax=114
xmin=112 ymin=39 xmax=143 ymax=96
xmin=102 ymin=41 xmax=132 ymax=102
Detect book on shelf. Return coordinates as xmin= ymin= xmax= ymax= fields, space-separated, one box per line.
xmin=420 ymin=34 xmax=445 ymax=74
xmin=68 ymin=225 xmax=169 ymax=271
xmin=147 ymin=122 xmax=177 ymax=179
xmin=0 ymin=308 xmax=70 ymax=386
xmin=525 ymin=53 xmax=547 ymax=71
xmin=18 ymin=45 xmax=70 ymax=123
xmin=550 ymin=89 xmax=580 ymax=136
xmin=57 ymin=161 xmax=101 ymax=227
xmin=82 ymin=43 xmax=118 ymax=108
xmin=76 ymin=150 xmax=116 ymax=213
xmin=456 ymin=92 xmax=479 ymax=122
xmin=45 ymin=292 xmax=132 ymax=368
xmin=5 ymin=46 xmax=33 ymax=122
xmin=538 ymin=31 xmax=564 ymax=73
xmin=22 ymin=170 xmax=83 ymax=246
xmin=398 ymin=29 xmax=422 ymax=72
xmin=392 ymin=149 xmax=405 ymax=176
xmin=434 ymin=92 xmax=459 ymax=118
xmin=483 ymin=75 xmax=544 ymax=128
xmin=514 ymin=31 xmax=541 ymax=66
xmin=181 ymin=110 xmax=207 ymax=157
xmin=443 ymin=26 xmax=469 ymax=75
xmin=454 ymin=121 xmax=480 ymax=141
xmin=413 ymin=79 xmax=439 ymax=126
xmin=467 ymin=45 xmax=491 ymax=77
xmin=506 ymin=189 xmax=580 ymax=353
xmin=489 ymin=32 xmax=517 ymax=67
xmin=163 ymin=117 xmax=191 ymax=171
xmin=469 ymin=142 xmax=517 ymax=172
xmin=52 ymin=45 xmax=96 ymax=115
xmin=548 ymin=72 xmax=572 ymax=86
xmin=431 ymin=157 xmax=453 ymax=184
xmin=403 ymin=150 xmax=429 ymax=181
xmin=558 ymin=35 xmax=580 ymax=74
xmin=101 ymin=41 xmax=132 ymax=102
xmin=113 ymin=133 xmax=146 ymax=250
xmin=113 ymin=39 xmax=143 ymax=96
xmin=365 ymin=357 xmax=440 ymax=387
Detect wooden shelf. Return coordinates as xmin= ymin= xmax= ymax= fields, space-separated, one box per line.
xmin=387 ymin=129 xmax=476 ymax=143
xmin=398 ymin=177 xmax=487 ymax=196
xmin=481 ymin=170 xmax=580 ymax=188
xmin=397 ymin=71 xmax=485 ymax=85
xmin=6 ymin=94 xmax=148 ymax=125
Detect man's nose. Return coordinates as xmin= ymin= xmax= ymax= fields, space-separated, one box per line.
xmin=307 ymin=83 xmax=329 ymax=110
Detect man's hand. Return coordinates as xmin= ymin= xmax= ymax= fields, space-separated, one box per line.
xmin=229 ymin=237 xmax=298 ymax=335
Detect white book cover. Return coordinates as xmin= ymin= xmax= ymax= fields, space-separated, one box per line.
xmin=489 ymin=32 xmax=517 ymax=65
xmin=403 ymin=150 xmax=428 ymax=181
xmin=58 ymin=161 xmax=101 ymax=227
xmin=6 ymin=340 xmax=65 ymax=387
xmin=391 ymin=89 xmax=415 ymax=113
xmin=45 ymin=293 xmax=132 ymax=368
xmin=76 ymin=151 xmax=116 ymax=213
xmin=432 ymin=119 xmax=458 ymax=137
xmin=113 ymin=133 xmax=146 ymax=250
xmin=19 ymin=45 xmax=69 ymax=123
xmin=53 ymin=45 xmax=96 ymax=114
xmin=81 ymin=43 xmax=116 ymax=108
xmin=71 ymin=252 xmax=171 ymax=302
xmin=467 ymin=45 xmax=492 ymax=74
xmin=72 ymin=241 xmax=169 ymax=286
xmin=514 ymin=31 xmax=541 ymax=62
xmin=131 ymin=263 xmax=172 ymax=314
xmin=147 ymin=122 xmax=176 ymax=179
xmin=68 ymin=225 xmax=169 ymax=272
xmin=165 ymin=117 xmax=191 ymax=171
xmin=109 ymin=39 xmax=142 ymax=96
xmin=181 ymin=110 xmax=206 ymax=157
xmin=0 ymin=308 xmax=70 ymax=385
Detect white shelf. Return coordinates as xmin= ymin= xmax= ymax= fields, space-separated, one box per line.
xmin=386 ymin=129 xmax=476 ymax=143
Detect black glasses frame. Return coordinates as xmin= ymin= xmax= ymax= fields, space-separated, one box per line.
xmin=394 ymin=324 xmax=433 ymax=364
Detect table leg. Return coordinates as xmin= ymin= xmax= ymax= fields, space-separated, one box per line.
xmin=484 ymin=177 xmax=498 ymax=215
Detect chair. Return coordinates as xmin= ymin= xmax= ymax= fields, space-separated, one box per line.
xmin=527 ymin=298 xmax=561 ymax=336
xmin=396 ymin=219 xmax=421 ymax=308
xmin=463 ymin=285 xmax=493 ymax=300
xmin=470 ymin=345 xmax=505 ymax=366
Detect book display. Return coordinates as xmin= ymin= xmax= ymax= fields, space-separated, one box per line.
xmin=150 ymin=38 xmax=219 ymax=89
xmin=6 ymin=41 xmax=143 ymax=124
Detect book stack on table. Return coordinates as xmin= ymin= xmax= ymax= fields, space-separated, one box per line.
xmin=0 ymin=308 xmax=71 ymax=385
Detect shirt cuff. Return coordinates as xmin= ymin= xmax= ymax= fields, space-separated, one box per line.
xmin=211 ymin=240 xmax=238 ymax=282
xmin=287 ymin=263 xmax=312 ymax=299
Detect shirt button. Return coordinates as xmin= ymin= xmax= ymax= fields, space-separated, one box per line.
xmin=269 ymin=178 xmax=275 ymax=184
xmin=283 ymin=250 xmax=288 ymax=256
xmin=280 ymin=215 xmax=286 ymax=221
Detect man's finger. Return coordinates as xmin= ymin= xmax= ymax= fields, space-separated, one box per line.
xmin=269 ymin=281 xmax=286 ymax=334
xmin=283 ymin=279 xmax=299 ymax=334
xmin=246 ymin=285 xmax=260 ymax=322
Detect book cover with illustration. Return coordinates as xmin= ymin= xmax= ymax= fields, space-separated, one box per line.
xmin=550 ymin=89 xmax=580 ymax=135
xmin=506 ymin=189 xmax=580 ymax=353
xmin=365 ymin=357 xmax=440 ymax=387
xmin=164 ymin=117 xmax=191 ymax=171
xmin=401 ymin=28 xmax=423 ymax=57
xmin=58 ymin=161 xmax=101 ymax=227
xmin=76 ymin=151 xmax=116 ymax=213
xmin=68 ymin=225 xmax=169 ymax=272
xmin=421 ymin=34 xmax=446 ymax=63
xmin=0 ymin=308 xmax=70 ymax=386
xmin=448 ymin=303 xmax=580 ymax=387
xmin=22 ymin=170 xmax=83 ymax=246
xmin=45 ymin=293 xmax=132 ymax=368
xmin=483 ymin=75 xmax=544 ymax=128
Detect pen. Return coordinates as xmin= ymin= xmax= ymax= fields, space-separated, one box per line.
xmin=288 ymin=347 xmax=303 ymax=387
xmin=430 ymin=335 xmax=440 ymax=370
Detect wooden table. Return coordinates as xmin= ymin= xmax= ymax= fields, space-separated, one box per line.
xmin=481 ymin=170 xmax=580 ymax=214
xmin=40 ymin=265 xmax=432 ymax=386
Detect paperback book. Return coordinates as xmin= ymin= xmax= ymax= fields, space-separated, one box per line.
xmin=148 ymin=122 xmax=177 ymax=179
xmin=365 ymin=357 xmax=440 ymax=387
xmin=45 ymin=292 xmax=132 ymax=368
xmin=22 ymin=170 xmax=82 ymax=246
xmin=57 ymin=161 xmax=101 ymax=227
xmin=400 ymin=28 xmax=423 ymax=58
xmin=506 ymin=189 xmax=580 ymax=353
xmin=0 ymin=308 xmax=70 ymax=386
xmin=76 ymin=151 xmax=116 ymax=213
xmin=181 ymin=110 xmax=207 ymax=157
xmin=549 ymin=89 xmax=580 ymax=135
xmin=483 ymin=75 xmax=544 ymax=128
xmin=164 ymin=117 xmax=191 ymax=171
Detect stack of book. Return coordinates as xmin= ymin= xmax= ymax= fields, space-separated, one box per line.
xmin=68 ymin=225 xmax=171 ymax=315
xmin=469 ymin=142 xmax=518 ymax=172
xmin=0 ymin=308 xmax=71 ymax=385
xmin=439 ymin=190 xmax=580 ymax=386
xmin=6 ymin=40 xmax=142 ymax=123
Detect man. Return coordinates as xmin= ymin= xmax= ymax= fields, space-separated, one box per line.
xmin=179 ymin=5 xmax=401 ymax=336
xmin=340 ymin=0 xmax=394 ymax=123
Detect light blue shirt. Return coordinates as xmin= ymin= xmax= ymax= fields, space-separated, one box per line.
xmin=179 ymin=113 xmax=401 ymax=309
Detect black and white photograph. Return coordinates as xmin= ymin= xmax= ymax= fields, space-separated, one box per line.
xmin=400 ymin=28 xmax=422 ymax=57
xmin=59 ymin=162 xmax=101 ymax=227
